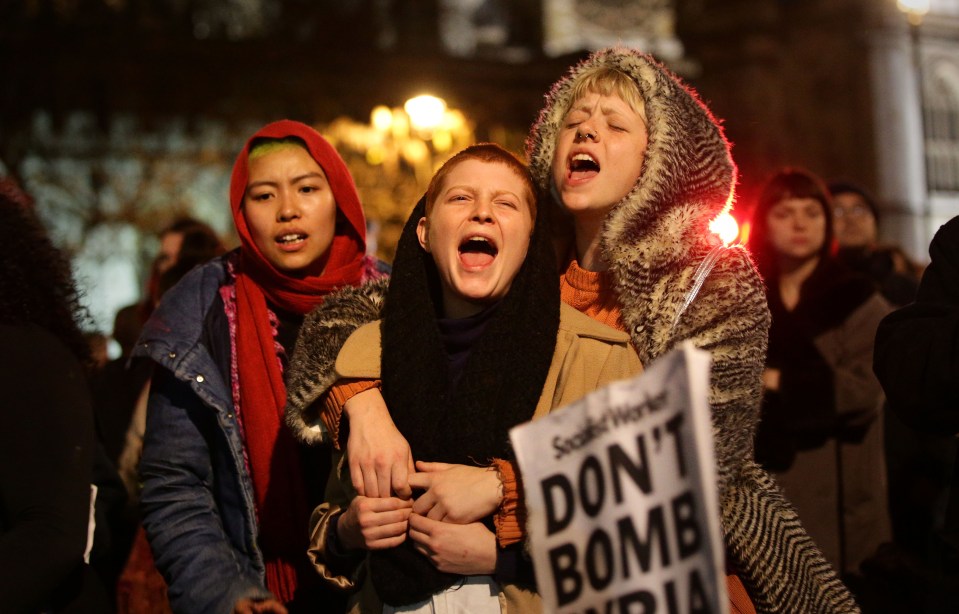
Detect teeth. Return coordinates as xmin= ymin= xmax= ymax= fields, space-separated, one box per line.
xmin=572 ymin=153 xmax=596 ymax=163
xmin=278 ymin=234 xmax=304 ymax=243
xmin=467 ymin=236 xmax=490 ymax=243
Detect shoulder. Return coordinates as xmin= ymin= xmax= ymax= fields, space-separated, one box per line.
xmin=0 ymin=324 xmax=91 ymax=422
xmin=162 ymin=254 xmax=228 ymax=300
xmin=549 ymin=305 xmax=643 ymax=405
xmin=336 ymin=320 xmax=383 ymax=379
xmin=923 ymin=217 xmax=959 ymax=297
xmin=708 ymin=244 xmax=765 ymax=288
xmin=300 ymin=278 xmax=389 ymax=340
xmin=361 ymin=256 xmax=392 ymax=281
xmin=933 ymin=215 xmax=959 ymax=247
xmin=138 ymin=255 xmax=228 ymax=345
xmin=686 ymin=244 xmax=768 ymax=322
xmin=0 ymin=323 xmax=80 ymax=375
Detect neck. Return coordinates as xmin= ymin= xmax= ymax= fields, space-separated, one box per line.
xmin=441 ymin=289 xmax=487 ymax=319
xmin=777 ymin=254 xmax=820 ymax=310
xmin=574 ymin=216 xmax=607 ymax=272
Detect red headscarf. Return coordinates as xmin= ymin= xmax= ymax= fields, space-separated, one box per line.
xmin=229 ymin=120 xmax=367 ymax=603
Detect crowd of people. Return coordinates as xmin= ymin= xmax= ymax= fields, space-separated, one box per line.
xmin=1 ymin=45 xmax=954 ymax=614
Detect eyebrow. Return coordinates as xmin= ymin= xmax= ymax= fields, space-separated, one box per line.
xmin=247 ymin=172 xmax=326 ymax=190
xmin=568 ymin=102 xmax=630 ymax=117
xmin=446 ymin=185 xmax=523 ymax=198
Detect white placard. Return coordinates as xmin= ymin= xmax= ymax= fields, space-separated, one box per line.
xmin=509 ymin=342 xmax=728 ymax=614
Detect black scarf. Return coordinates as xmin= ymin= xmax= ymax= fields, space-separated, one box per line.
xmin=369 ymin=195 xmax=559 ymax=605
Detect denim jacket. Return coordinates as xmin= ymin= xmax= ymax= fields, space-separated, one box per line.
xmin=135 ymin=256 xmax=271 ymax=613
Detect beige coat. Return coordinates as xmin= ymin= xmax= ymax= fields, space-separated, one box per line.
xmin=307 ymin=302 xmax=643 ymax=613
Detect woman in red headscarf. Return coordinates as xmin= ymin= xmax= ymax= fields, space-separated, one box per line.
xmin=136 ymin=120 xmax=388 ymax=614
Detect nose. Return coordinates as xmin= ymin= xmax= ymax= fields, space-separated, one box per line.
xmin=575 ymin=126 xmax=598 ymax=142
xmin=471 ymin=197 xmax=494 ymax=223
xmin=575 ymin=117 xmax=599 ymax=142
xmin=276 ymin=190 xmax=301 ymax=221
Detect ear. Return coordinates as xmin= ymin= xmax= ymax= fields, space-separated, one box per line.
xmin=416 ymin=217 xmax=431 ymax=252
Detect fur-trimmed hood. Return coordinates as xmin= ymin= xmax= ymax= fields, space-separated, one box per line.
xmin=526 ymin=46 xmax=735 ymax=269
xmin=527 ymin=47 xmax=742 ymax=367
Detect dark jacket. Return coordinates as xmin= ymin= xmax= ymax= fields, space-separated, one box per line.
xmin=875 ymin=216 xmax=959 ymax=433
xmin=0 ymin=324 xmax=110 ymax=613
xmin=875 ymin=215 xmax=959 ymax=552
xmin=757 ymin=259 xmax=892 ymax=574
xmin=135 ymin=256 xmax=270 ymax=613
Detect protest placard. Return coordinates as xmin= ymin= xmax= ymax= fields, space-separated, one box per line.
xmin=509 ymin=342 xmax=727 ymax=614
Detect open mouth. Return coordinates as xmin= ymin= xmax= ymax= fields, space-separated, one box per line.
xmin=459 ymin=236 xmax=498 ymax=267
xmin=569 ymin=153 xmax=600 ymax=180
xmin=276 ymin=233 xmax=307 ymax=245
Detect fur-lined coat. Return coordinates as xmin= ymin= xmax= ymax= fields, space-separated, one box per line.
xmin=523 ymin=48 xmax=856 ymax=612
xmin=286 ymin=47 xmax=858 ymax=613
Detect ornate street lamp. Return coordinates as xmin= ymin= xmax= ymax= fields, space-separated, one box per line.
xmin=896 ymin=0 xmax=930 ymax=26
xmin=896 ymin=0 xmax=931 ymax=238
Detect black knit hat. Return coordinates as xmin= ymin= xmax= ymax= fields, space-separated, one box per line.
xmin=828 ymin=180 xmax=880 ymax=226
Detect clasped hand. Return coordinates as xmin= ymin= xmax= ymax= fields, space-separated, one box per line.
xmin=341 ymin=388 xmax=503 ymax=574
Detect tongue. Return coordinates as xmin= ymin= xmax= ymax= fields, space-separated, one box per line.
xmin=461 ymin=251 xmax=494 ymax=268
xmin=570 ymin=169 xmax=598 ymax=181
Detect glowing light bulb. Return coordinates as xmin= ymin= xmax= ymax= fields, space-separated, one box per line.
xmin=371 ymin=106 xmax=393 ymax=132
xmin=710 ymin=212 xmax=740 ymax=246
xmin=404 ymin=95 xmax=447 ymax=132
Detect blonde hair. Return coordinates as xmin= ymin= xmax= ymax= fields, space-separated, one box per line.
xmin=563 ymin=66 xmax=647 ymax=125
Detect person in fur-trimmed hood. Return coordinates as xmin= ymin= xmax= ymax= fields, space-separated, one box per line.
xmin=285 ymin=48 xmax=858 ymax=613
xmin=526 ymin=45 xmax=857 ymax=613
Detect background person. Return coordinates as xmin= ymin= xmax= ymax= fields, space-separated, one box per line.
xmin=748 ymin=168 xmax=892 ymax=590
xmin=0 ymin=177 xmax=111 ymax=612
xmin=874 ymin=215 xmax=959 ymax=613
xmin=827 ymin=180 xmax=920 ymax=307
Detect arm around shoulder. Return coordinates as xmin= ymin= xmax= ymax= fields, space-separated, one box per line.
xmin=286 ymin=279 xmax=388 ymax=445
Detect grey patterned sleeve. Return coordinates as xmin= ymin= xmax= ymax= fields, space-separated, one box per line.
xmin=285 ymin=279 xmax=388 ymax=445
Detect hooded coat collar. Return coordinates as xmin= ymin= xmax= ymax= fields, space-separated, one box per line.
xmin=526 ymin=47 xmax=735 ymax=252
xmin=526 ymin=47 xmax=737 ymax=363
